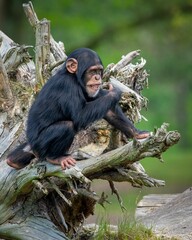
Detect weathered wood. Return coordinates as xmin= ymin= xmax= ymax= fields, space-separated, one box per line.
xmin=0 ymin=216 xmax=69 ymax=240
xmin=0 ymin=124 xmax=180 ymax=224
xmin=35 ymin=18 xmax=51 ymax=87
xmin=136 ymin=188 xmax=192 ymax=240
xmin=0 ymin=123 xmax=180 ymax=239
xmin=0 ymin=54 xmax=13 ymax=101
xmin=135 ymin=193 xmax=179 ymax=219
xmin=23 ymin=1 xmax=67 ymax=67
xmin=0 ymin=2 xmax=181 ymax=239
xmin=111 ymin=49 xmax=141 ymax=72
xmin=0 ymin=30 xmax=35 ymax=85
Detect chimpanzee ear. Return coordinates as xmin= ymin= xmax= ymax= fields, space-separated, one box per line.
xmin=66 ymin=58 xmax=78 ymax=74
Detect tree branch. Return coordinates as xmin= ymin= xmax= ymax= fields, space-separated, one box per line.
xmin=0 ymin=53 xmax=14 ymax=101
xmin=23 ymin=1 xmax=67 ymax=66
xmin=77 ymin=123 xmax=180 ymax=177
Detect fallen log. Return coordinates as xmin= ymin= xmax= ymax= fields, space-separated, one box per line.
xmin=135 ymin=188 xmax=192 ymax=240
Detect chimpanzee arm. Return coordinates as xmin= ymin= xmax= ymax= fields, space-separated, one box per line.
xmin=74 ymin=89 xmax=121 ymax=130
xmin=104 ymin=105 xmax=138 ymax=138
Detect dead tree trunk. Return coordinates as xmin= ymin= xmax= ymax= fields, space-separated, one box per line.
xmin=0 ymin=2 xmax=180 ymax=240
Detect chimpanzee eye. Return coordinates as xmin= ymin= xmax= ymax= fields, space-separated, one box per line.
xmin=90 ymin=70 xmax=96 ymax=75
xmin=96 ymin=70 xmax=102 ymax=75
xmin=87 ymin=69 xmax=102 ymax=76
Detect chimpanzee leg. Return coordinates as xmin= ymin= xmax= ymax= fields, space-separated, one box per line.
xmin=30 ymin=121 xmax=76 ymax=161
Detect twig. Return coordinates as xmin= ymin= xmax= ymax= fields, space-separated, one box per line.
xmin=0 ymin=54 xmax=14 ymax=101
xmin=108 ymin=180 xmax=126 ymax=211
xmin=97 ymin=192 xmax=110 ymax=208
xmin=110 ymin=76 xmax=143 ymax=102
xmin=51 ymin=193 xmax=68 ymax=231
xmin=111 ymin=50 xmax=141 ymax=72
xmin=48 ymin=178 xmax=72 ymax=206
xmin=35 ymin=19 xmax=51 ymax=87
xmin=32 ymin=180 xmax=48 ymax=195
xmin=22 ymin=1 xmax=39 ymax=29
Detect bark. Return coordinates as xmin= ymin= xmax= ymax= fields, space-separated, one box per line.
xmin=0 ymin=2 xmax=180 ymax=239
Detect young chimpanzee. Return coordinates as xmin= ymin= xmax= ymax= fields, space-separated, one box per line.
xmin=6 ymin=48 xmax=149 ymax=170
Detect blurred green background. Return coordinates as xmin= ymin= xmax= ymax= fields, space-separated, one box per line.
xmin=1 ymin=0 xmax=192 ymax=223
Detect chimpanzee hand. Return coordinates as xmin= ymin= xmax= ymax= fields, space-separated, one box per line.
xmin=108 ymin=83 xmax=122 ymax=102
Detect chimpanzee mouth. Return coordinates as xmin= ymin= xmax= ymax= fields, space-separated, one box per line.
xmin=86 ymin=83 xmax=102 ymax=89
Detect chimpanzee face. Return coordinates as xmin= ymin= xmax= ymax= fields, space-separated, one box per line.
xmin=65 ymin=48 xmax=104 ymax=97
xmin=84 ymin=64 xmax=103 ymax=97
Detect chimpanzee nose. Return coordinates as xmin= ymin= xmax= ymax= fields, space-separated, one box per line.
xmin=95 ymin=74 xmax=101 ymax=80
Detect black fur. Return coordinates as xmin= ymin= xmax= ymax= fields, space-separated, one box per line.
xmin=7 ymin=48 xmax=142 ymax=168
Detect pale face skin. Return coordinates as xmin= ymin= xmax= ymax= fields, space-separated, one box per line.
xmin=84 ymin=65 xmax=104 ymax=97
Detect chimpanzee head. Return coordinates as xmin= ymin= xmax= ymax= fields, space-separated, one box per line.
xmin=65 ymin=48 xmax=104 ymax=97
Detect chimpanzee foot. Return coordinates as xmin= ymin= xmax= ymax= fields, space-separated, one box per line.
xmin=135 ymin=130 xmax=150 ymax=139
xmin=47 ymin=156 xmax=76 ymax=170
xmin=6 ymin=158 xmax=25 ymax=169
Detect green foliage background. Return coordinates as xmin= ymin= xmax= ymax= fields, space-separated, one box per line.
xmin=1 ymin=0 xmax=192 ymax=223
